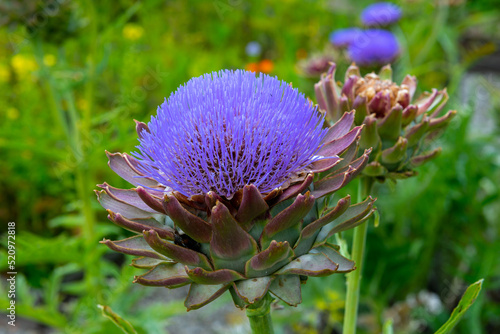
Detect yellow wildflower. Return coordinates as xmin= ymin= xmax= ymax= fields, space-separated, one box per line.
xmin=7 ymin=107 xmax=19 ymax=120
xmin=77 ymin=98 xmax=88 ymax=112
xmin=123 ymin=23 xmax=144 ymax=41
xmin=0 ymin=64 xmax=10 ymax=82
xmin=43 ymin=54 xmax=57 ymax=67
xmin=11 ymin=54 xmax=38 ymax=79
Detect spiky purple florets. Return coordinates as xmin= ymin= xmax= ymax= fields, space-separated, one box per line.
xmin=134 ymin=70 xmax=327 ymax=198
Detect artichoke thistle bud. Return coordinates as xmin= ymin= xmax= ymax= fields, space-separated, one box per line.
xmin=98 ymin=70 xmax=375 ymax=311
xmin=297 ymin=54 xmax=335 ymax=77
xmin=315 ymin=63 xmax=456 ymax=181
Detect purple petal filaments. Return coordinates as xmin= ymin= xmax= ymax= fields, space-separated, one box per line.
xmin=361 ymin=2 xmax=402 ymax=27
xmin=134 ymin=70 xmax=327 ymax=199
xmin=347 ymin=29 xmax=399 ymax=66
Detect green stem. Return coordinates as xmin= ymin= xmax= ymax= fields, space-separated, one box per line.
xmin=80 ymin=0 xmax=102 ymax=303
xmin=34 ymin=32 xmax=100 ymax=301
xmin=343 ymin=177 xmax=374 ymax=334
xmin=246 ymin=294 xmax=275 ymax=334
xmin=81 ymin=0 xmax=97 ymax=223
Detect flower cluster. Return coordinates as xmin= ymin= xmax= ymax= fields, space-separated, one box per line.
xmin=315 ymin=63 xmax=456 ymax=181
xmin=98 ymin=70 xmax=374 ymax=310
xmin=329 ymin=2 xmax=401 ymax=66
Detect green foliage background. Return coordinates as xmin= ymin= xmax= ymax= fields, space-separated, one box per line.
xmin=0 ymin=0 xmax=499 ymax=333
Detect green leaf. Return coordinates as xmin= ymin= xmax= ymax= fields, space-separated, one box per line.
xmin=44 ymin=263 xmax=81 ymax=312
xmin=435 ymin=279 xmax=483 ymax=334
xmin=383 ymin=319 xmax=394 ymax=334
xmin=98 ymin=304 xmax=138 ymax=334
xmin=3 ymin=303 xmax=68 ymax=328
xmin=0 ymin=232 xmax=84 ymax=270
xmin=373 ymin=210 xmax=380 ymax=228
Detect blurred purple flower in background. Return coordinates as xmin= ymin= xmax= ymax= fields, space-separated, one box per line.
xmin=361 ymin=2 xmax=402 ymax=27
xmin=245 ymin=41 xmax=262 ymax=57
xmin=348 ymin=29 xmax=399 ymax=66
xmin=329 ymin=28 xmax=363 ymax=47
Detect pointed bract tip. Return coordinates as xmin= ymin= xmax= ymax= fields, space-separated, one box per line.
xmin=327 ymin=63 xmax=336 ymax=75
xmin=142 ymin=229 xmax=155 ymax=238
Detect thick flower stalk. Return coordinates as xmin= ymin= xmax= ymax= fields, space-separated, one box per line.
xmin=315 ymin=63 xmax=456 ymax=182
xmin=97 ymin=70 xmax=375 ymax=314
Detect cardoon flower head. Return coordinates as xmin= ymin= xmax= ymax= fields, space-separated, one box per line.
xmin=329 ymin=28 xmax=363 ymax=48
xmin=347 ymin=29 xmax=399 ymax=66
xmin=315 ymin=63 xmax=456 ymax=181
xmin=134 ymin=70 xmax=325 ymax=199
xmin=98 ymin=70 xmax=375 ymax=311
xmin=361 ymin=2 xmax=402 ymax=27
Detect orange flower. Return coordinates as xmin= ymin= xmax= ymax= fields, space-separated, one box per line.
xmin=245 ymin=60 xmax=274 ymax=74
xmin=245 ymin=62 xmax=259 ymax=73
xmin=258 ymin=59 xmax=274 ymax=74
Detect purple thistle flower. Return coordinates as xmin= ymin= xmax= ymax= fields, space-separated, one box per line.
xmin=97 ymin=70 xmax=374 ymax=312
xmin=347 ymin=29 xmax=399 ymax=66
xmin=361 ymin=2 xmax=402 ymax=27
xmin=134 ymin=70 xmax=327 ymax=199
xmin=329 ymin=28 xmax=363 ymax=48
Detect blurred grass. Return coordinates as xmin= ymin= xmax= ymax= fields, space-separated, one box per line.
xmin=0 ymin=0 xmax=499 ymax=333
